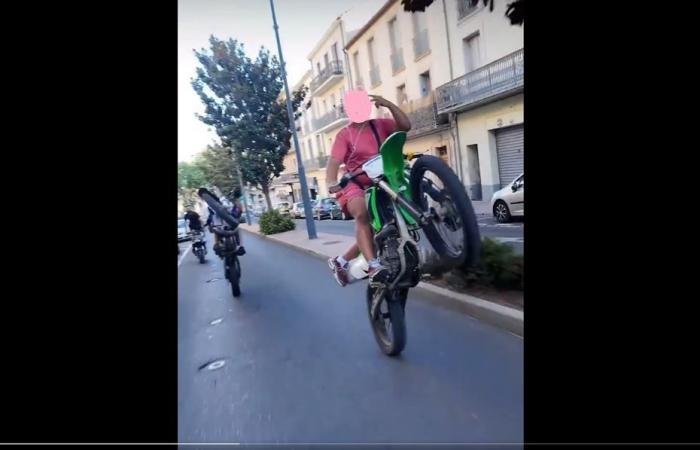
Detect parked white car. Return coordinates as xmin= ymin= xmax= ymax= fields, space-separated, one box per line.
xmin=491 ymin=173 xmax=524 ymax=223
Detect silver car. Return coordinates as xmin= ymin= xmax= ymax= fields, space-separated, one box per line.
xmin=491 ymin=173 xmax=524 ymax=223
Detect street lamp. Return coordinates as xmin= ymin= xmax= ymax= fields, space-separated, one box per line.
xmin=269 ymin=0 xmax=317 ymax=240
xmin=236 ymin=151 xmax=253 ymax=225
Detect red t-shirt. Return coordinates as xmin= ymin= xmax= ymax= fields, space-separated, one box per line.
xmin=331 ymin=119 xmax=397 ymax=175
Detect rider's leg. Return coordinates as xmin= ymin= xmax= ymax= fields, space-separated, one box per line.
xmin=346 ymin=197 xmax=375 ymax=261
xmin=341 ymin=243 xmax=360 ymax=262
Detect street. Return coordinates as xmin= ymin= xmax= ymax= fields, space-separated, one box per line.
xmin=289 ymin=216 xmax=524 ymax=254
xmin=178 ymin=233 xmax=523 ymax=443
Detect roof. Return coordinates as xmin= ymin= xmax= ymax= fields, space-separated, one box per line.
xmin=344 ymin=0 xmax=398 ymax=49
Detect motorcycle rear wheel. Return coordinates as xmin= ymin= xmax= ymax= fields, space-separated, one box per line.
xmin=228 ymin=256 xmax=241 ymax=297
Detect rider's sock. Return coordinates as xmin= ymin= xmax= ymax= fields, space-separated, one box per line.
xmin=368 ymin=258 xmax=381 ymax=269
xmin=336 ymin=255 xmax=348 ymax=268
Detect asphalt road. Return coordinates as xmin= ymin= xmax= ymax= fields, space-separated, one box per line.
xmin=178 ymin=233 xmax=523 ymax=444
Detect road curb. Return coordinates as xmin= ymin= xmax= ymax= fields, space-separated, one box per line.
xmin=241 ymin=227 xmax=523 ymax=337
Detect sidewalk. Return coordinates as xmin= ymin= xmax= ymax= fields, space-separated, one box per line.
xmin=471 ymin=200 xmax=492 ymax=216
xmin=240 ymin=223 xmax=523 ymax=336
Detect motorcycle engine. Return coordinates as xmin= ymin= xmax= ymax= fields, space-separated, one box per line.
xmin=377 ymin=226 xmax=420 ymax=286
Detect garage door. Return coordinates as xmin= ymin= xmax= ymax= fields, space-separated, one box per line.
xmin=495 ymin=124 xmax=524 ymax=188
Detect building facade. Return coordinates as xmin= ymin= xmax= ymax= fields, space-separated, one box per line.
xmin=345 ymin=0 xmax=455 ymax=167
xmin=276 ymin=0 xmax=524 ymax=205
xmin=436 ymin=0 xmax=524 ymax=200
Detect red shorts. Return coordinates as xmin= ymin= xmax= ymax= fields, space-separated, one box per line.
xmin=335 ymin=182 xmax=367 ymax=215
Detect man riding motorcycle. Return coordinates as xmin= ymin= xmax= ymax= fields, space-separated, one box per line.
xmin=326 ymin=93 xmax=411 ymax=287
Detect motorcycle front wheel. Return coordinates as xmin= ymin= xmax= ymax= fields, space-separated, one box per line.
xmin=366 ymin=286 xmax=407 ymax=356
xmin=409 ymin=155 xmax=480 ymax=268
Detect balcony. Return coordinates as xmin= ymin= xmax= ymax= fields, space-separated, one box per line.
xmin=272 ymin=172 xmax=300 ymax=188
xmin=312 ymin=104 xmax=348 ymax=133
xmin=309 ymin=60 xmax=344 ymax=95
xmin=413 ymin=28 xmax=430 ymax=60
xmin=436 ymin=48 xmax=524 ymax=115
xmin=401 ymin=93 xmax=450 ymax=139
xmin=369 ymin=65 xmax=381 ymax=88
xmin=391 ymin=49 xmax=405 ymax=74
xmin=457 ymin=0 xmax=480 ymax=19
xmin=302 ymin=154 xmax=330 ymax=171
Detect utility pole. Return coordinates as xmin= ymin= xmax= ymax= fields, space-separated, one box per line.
xmin=269 ymin=0 xmax=317 ymax=239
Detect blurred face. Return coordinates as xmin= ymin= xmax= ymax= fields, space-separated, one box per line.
xmin=344 ymin=89 xmax=371 ymax=124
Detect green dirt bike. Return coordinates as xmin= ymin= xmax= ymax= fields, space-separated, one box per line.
xmin=331 ymin=131 xmax=480 ymax=356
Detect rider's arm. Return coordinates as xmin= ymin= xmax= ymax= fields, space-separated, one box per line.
xmin=326 ymin=157 xmax=341 ymax=191
xmin=327 ymin=129 xmax=349 ymax=192
xmin=370 ymin=95 xmax=411 ymax=132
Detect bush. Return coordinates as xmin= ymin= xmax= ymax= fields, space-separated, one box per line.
xmin=453 ymin=238 xmax=523 ymax=290
xmin=259 ymin=209 xmax=296 ymax=235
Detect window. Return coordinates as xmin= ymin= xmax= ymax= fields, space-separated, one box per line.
xmin=324 ymin=52 xmax=329 ymax=68
xmin=316 ymin=134 xmax=325 ymax=156
xmin=396 ymin=84 xmax=407 ymax=105
xmin=331 ymin=43 xmax=339 ymax=62
xmin=352 ymin=51 xmax=362 ymax=86
xmin=388 ymin=17 xmax=400 ymax=52
xmin=367 ymin=38 xmax=376 ymax=67
xmin=419 ymin=71 xmax=431 ymax=97
xmin=317 ymin=62 xmax=321 ymax=75
xmin=462 ymin=32 xmax=481 ymax=73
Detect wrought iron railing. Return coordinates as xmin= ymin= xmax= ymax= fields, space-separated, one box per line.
xmin=309 ymin=60 xmax=344 ymax=93
xmin=312 ymin=104 xmax=347 ymax=131
xmin=436 ymin=48 xmax=524 ymax=114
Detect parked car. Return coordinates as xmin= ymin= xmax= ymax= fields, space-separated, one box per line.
xmin=275 ymin=201 xmax=292 ymax=216
xmin=291 ymin=202 xmax=304 ymax=218
xmin=177 ymin=219 xmax=190 ymax=242
xmin=491 ymin=173 xmax=524 ymax=223
xmin=313 ymin=197 xmax=344 ymax=220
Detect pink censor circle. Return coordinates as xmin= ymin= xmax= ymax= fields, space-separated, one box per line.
xmin=344 ymin=90 xmax=372 ymax=123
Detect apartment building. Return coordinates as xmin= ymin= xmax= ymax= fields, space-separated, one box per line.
xmin=272 ymin=70 xmax=311 ymax=205
xmin=436 ymin=0 xmax=524 ymax=200
xmin=345 ymin=0 xmax=456 ymax=167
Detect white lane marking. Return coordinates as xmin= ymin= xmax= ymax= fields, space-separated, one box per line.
xmin=178 ymin=244 xmax=192 ymax=267
xmin=494 ymin=237 xmax=524 ymax=243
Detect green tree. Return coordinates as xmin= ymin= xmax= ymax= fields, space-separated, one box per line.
xmin=192 ymin=37 xmax=306 ymax=210
xmin=194 ymin=143 xmax=241 ymax=198
xmin=178 ymin=161 xmax=206 ymax=210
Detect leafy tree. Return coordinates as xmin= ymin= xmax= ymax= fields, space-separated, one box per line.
xmin=194 ymin=143 xmax=240 ymax=198
xmin=178 ymin=161 xmax=206 ymax=210
xmin=192 ymin=37 xmax=306 ymax=210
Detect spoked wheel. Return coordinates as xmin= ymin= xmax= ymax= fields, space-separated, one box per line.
xmin=366 ymin=286 xmax=407 ymax=356
xmin=228 ymin=256 xmax=241 ymax=297
xmin=409 ymin=155 xmax=480 ymax=268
